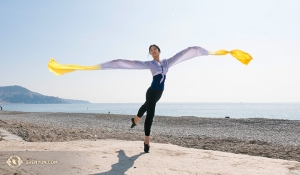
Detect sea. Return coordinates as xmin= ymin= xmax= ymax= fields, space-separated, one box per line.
xmin=0 ymin=102 xmax=300 ymax=120
xmin=0 ymin=103 xmax=299 ymax=120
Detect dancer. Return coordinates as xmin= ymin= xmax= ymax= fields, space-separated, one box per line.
xmin=48 ymin=45 xmax=252 ymax=153
xmin=128 ymin=45 xmax=208 ymax=153
xmin=101 ymin=45 xmax=210 ymax=153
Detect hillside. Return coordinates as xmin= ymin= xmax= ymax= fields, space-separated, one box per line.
xmin=0 ymin=85 xmax=90 ymax=104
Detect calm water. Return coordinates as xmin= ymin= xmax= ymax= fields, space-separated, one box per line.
xmin=0 ymin=103 xmax=299 ymax=120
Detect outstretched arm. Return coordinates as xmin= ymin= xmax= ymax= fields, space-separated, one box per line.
xmin=100 ymin=59 xmax=151 ymax=70
xmin=166 ymin=46 xmax=209 ymax=68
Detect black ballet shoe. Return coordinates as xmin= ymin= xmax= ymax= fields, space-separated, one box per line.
xmin=144 ymin=142 xmax=150 ymax=153
xmin=131 ymin=118 xmax=136 ymax=128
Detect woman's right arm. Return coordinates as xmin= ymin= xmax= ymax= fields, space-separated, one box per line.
xmin=100 ymin=59 xmax=151 ymax=70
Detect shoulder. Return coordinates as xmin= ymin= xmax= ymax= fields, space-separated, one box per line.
xmin=161 ymin=59 xmax=169 ymax=66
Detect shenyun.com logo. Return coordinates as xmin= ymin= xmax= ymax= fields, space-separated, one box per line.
xmin=6 ymin=155 xmax=23 ymax=168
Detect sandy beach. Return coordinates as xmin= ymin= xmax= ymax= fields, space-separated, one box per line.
xmin=0 ymin=111 xmax=300 ymax=174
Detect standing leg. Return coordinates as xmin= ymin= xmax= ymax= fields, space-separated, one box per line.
xmin=144 ymin=88 xmax=163 ymax=152
xmin=144 ymin=99 xmax=157 ymax=137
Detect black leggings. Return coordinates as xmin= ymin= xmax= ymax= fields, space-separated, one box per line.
xmin=137 ymin=88 xmax=163 ymax=136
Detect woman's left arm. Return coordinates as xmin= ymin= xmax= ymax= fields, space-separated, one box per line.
xmin=166 ymin=46 xmax=209 ymax=68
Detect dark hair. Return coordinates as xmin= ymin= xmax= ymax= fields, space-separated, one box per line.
xmin=149 ymin=44 xmax=161 ymax=53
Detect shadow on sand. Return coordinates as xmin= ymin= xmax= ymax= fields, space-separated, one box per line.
xmin=91 ymin=150 xmax=145 ymax=175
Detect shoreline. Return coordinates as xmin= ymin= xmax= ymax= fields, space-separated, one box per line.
xmin=1 ymin=102 xmax=300 ymax=120
xmin=1 ymin=111 xmax=300 ymax=162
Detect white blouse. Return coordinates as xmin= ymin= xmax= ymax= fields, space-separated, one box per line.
xmin=100 ymin=46 xmax=209 ymax=83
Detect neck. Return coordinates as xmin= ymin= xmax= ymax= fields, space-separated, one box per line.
xmin=153 ymin=56 xmax=160 ymax=62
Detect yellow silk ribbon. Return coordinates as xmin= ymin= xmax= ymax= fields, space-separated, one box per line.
xmin=209 ymin=49 xmax=253 ymax=65
xmin=48 ymin=58 xmax=101 ymax=76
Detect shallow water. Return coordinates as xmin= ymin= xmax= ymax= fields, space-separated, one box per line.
xmin=1 ymin=102 xmax=299 ymax=120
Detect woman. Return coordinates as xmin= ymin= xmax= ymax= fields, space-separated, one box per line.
xmin=100 ymin=45 xmax=209 ymax=153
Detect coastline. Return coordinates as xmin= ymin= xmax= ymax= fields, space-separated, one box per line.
xmin=0 ymin=111 xmax=300 ymax=162
xmin=1 ymin=102 xmax=300 ymax=120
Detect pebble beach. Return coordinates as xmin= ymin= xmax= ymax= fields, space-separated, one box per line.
xmin=0 ymin=111 xmax=299 ymax=162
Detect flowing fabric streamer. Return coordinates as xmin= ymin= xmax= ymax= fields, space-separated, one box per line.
xmin=208 ymin=49 xmax=252 ymax=65
xmin=48 ymin=58 xmax=101 ymax=76
xmin=48 ymin=48 xmax=252 ymax=76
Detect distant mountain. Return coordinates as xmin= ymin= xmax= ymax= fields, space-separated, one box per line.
xmin=0 ymin=85 xmax=90 ymax=104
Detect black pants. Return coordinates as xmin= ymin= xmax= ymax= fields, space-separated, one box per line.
xmin=137 ymin=88 xmax=163 ymax=136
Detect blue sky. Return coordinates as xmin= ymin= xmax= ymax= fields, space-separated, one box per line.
xmin=1 ymin=0 xmax=300 ymax=103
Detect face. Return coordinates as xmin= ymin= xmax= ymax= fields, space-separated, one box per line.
xmin=150 ymin=46 xmax=160 ymax=58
